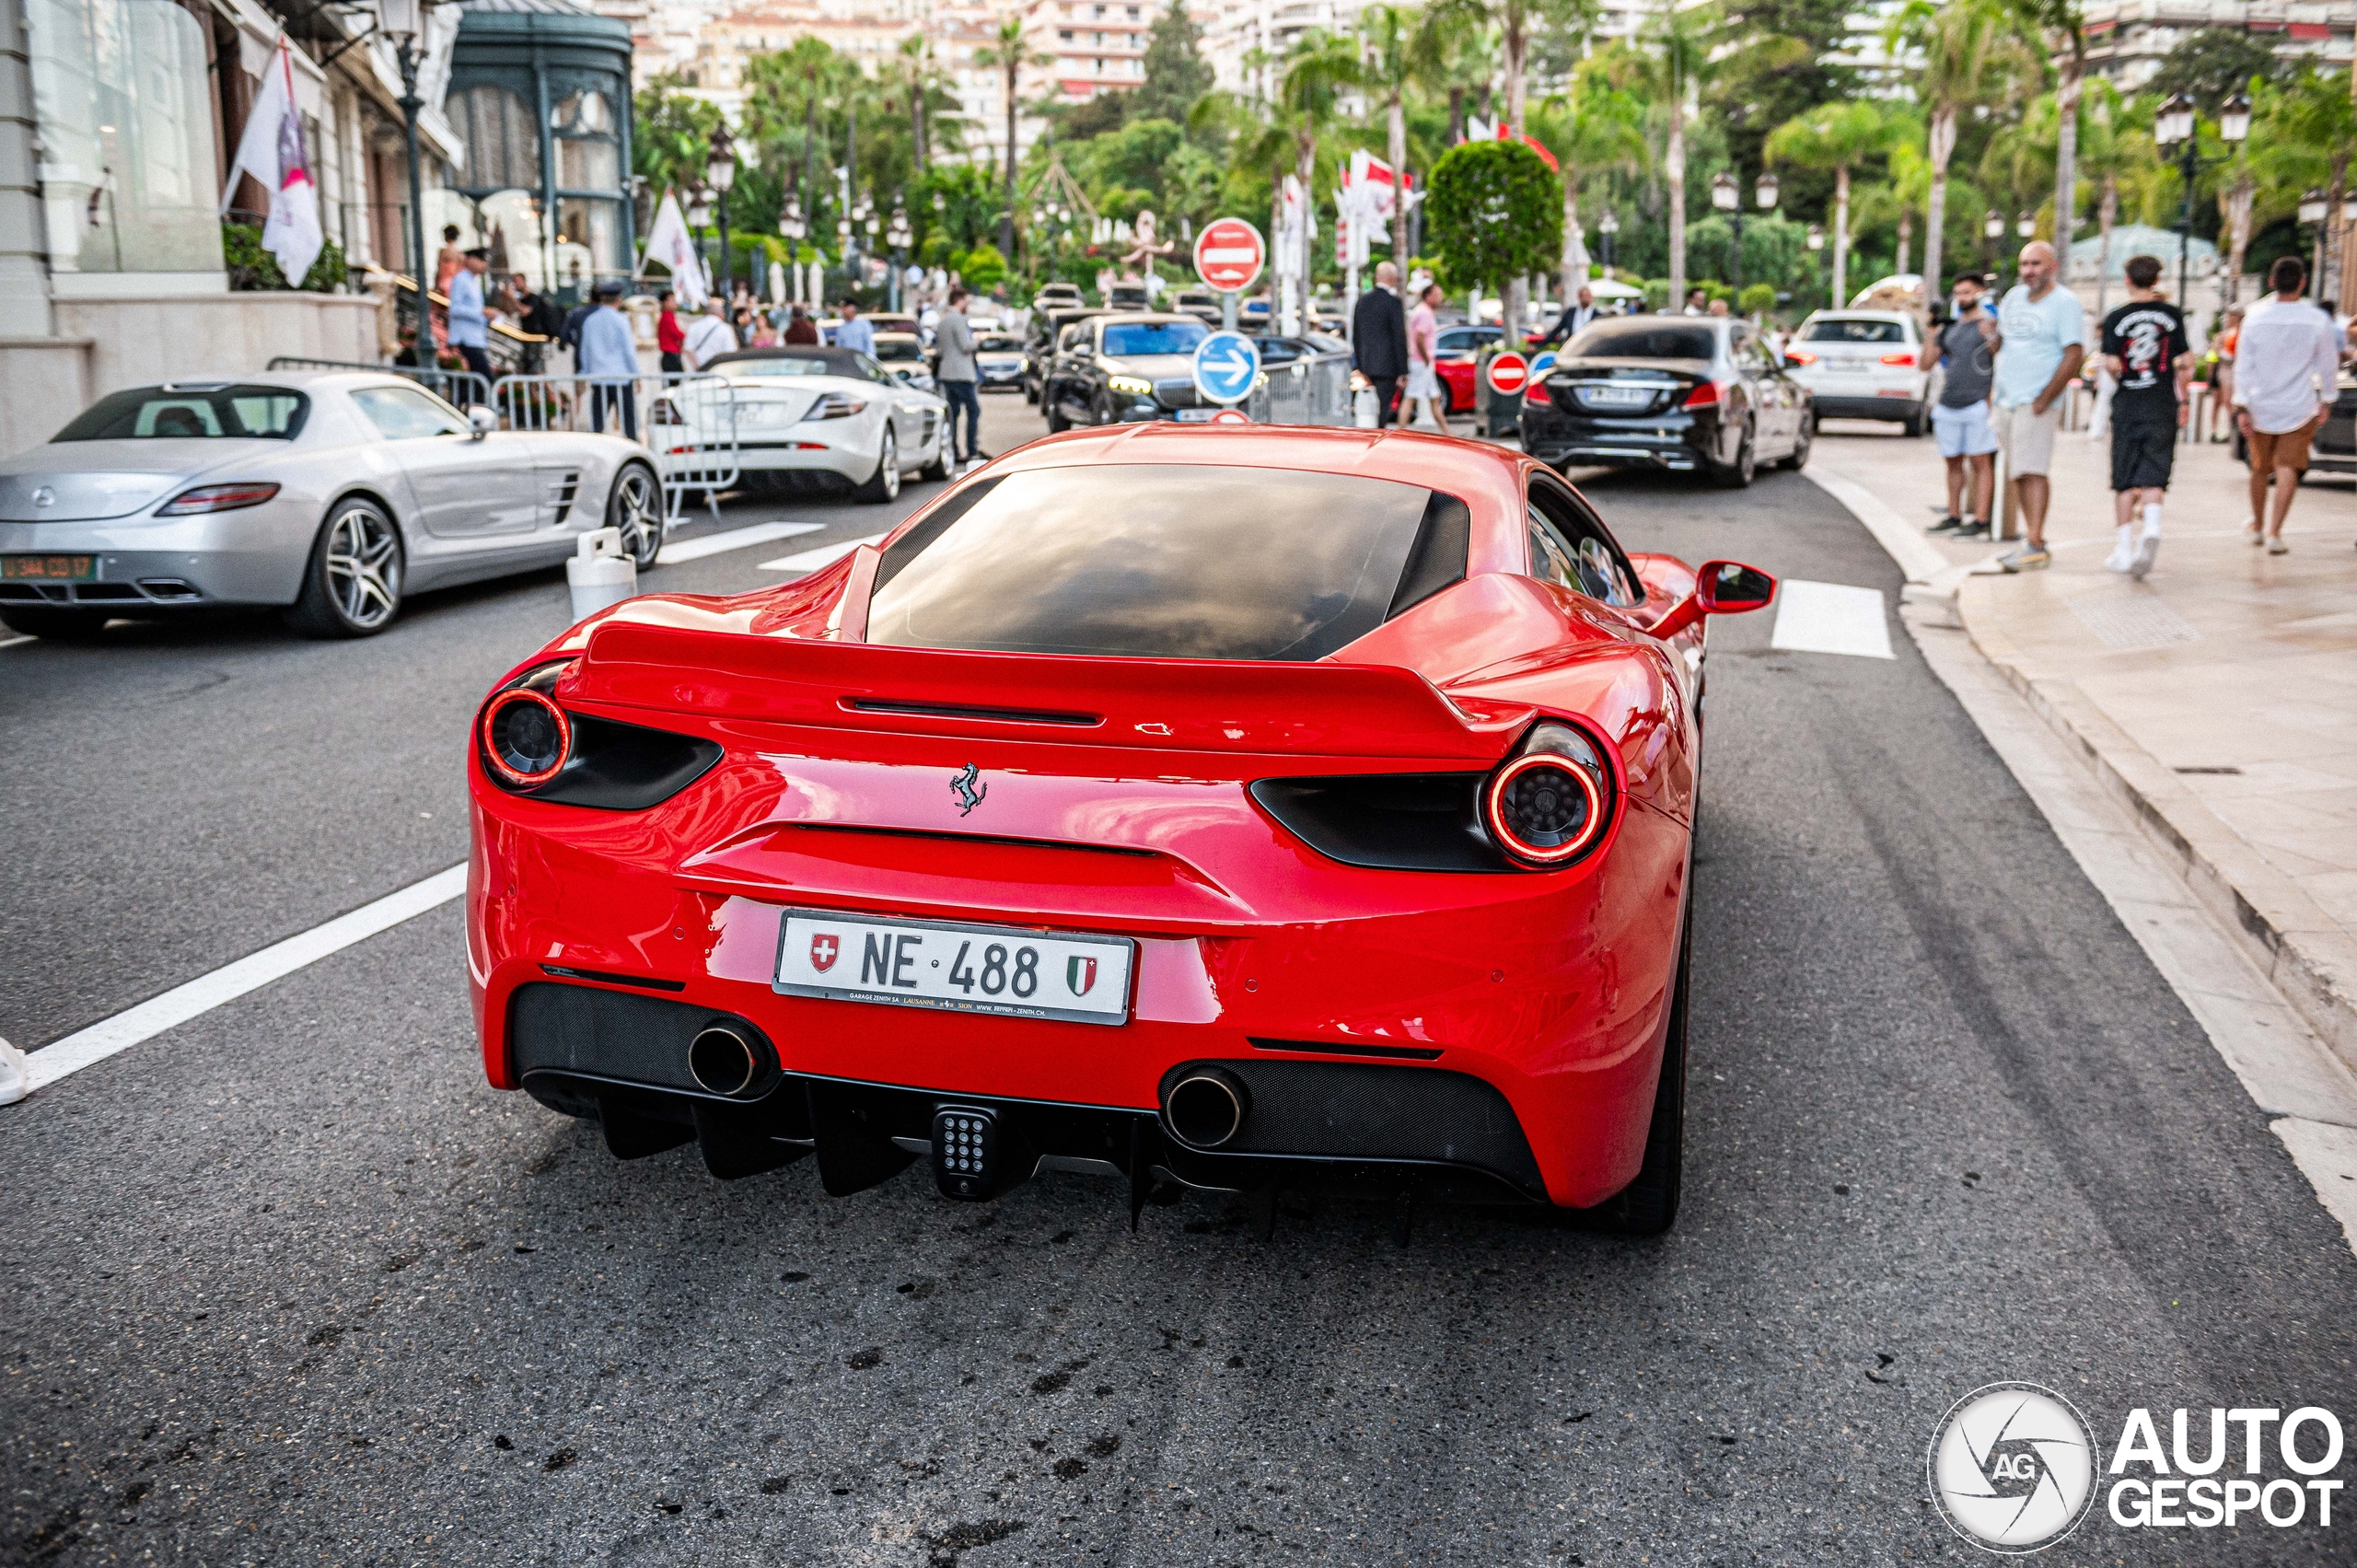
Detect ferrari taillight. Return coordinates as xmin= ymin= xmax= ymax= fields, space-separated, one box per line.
xmin=1481 ymin=722 xmax=1615 ymax=868
xmin=481 ymin=687 xmax=573 ymax=787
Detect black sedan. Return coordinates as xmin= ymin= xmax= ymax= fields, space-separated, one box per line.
xmin=1020 ymin=307 xmax=1102 ymax=404
xmin=1041 ymin=313 xmax=1221 ymax=430
xmin=1518 ymin=318 xmax=1812 ymax=488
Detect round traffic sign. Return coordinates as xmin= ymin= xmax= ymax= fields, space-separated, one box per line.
xmin=1209 ymin=407 xmax=1250 ymax=425
xmin=1487 ymin=351 xmax=1531 ymax=396
xmin=1192 ymin=330 xmax=1261 ymax=406
xmin=1529 ymin=350 xmax=1558 ymax=379
xmin=1192 ymin=217 xmax=1266 ymax=295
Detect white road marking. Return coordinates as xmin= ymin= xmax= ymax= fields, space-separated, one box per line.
xmin=1769 ymin=579 xmax=1894 ymax=659
xmin=0 ymin=633 xmax=33 ymax=651
xmin=655 ymin=520 xmax=822 ymax=565
xmin=17 ymin=863 xmax=467 ymax=1095
xmin=759 ymin=533 xmax=887 ymax=574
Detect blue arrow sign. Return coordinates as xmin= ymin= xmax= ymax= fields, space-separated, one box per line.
xmin=1530 ymin=350 xmax=1558 ymax=379
xmin=1192 ymin=331 xmax=1260 ymax=406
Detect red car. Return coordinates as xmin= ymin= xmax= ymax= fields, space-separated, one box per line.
xmin=466 ymin=426 xmax=1772 ymax=1234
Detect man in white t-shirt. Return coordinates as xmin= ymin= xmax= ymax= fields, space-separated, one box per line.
xmin=681 ymin=298 xmax=737 ymax=371
xmin=2233 ymin=255 xmax=2342 ymax=554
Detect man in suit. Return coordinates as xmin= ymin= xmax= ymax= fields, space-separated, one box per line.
xmin=1351 ymin=260 xmax=1409 ymax=426
xmin=1543 ymin=285 xmax=1598 ymax=348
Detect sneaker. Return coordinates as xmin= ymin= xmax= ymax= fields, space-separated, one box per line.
xmin=2130 ymin=532 xmax=2161 ymax=579
xmin=2104 ymin=528 xmax=2135 ymax=572
xmin=1998 ymin=546 xmax=2051 ymax=573
xmin=2247 ymin=520 xmax=2266 ymax=546
xmin=2267 ymin=538 xmax=2289 ymax=555
xmin=1928 ymin=514 xmax=1967 ymax=535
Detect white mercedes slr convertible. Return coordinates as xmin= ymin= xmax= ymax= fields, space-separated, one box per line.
xmin=682 ymin=347 xmax=952 ymax=503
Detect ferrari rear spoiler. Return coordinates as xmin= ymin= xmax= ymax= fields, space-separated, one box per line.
xmin=565 ymin=621 xmax=1526 ymax=761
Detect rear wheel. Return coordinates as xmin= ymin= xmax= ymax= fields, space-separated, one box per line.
xmin=919 ymin=424 xmax=951 ymax=482
xmin=0 ymin=606 xmax=110 ymax=642
xmin=1713 ymin=427 xmax=1756 ymax=489
xmin=1901 ymin=404 xmax=1927 ymax=439
xmin=1782 ymin=416 xmax=1813 ymax=470
xmin=853 ymin=426 xmax=900 ymax=504
xmin=1044 ymin=389 xmax=1071 ymax=434
xmin=608 ymin=462 xmax=662 ymax=568
xmin=1596 ymin=902 xmax=1690 ymax=1237
xmin=284 ymin=496 xmax=403 ymax=638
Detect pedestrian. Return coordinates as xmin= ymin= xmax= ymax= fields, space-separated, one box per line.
xmin=784 ymin=305 xmax=819 ymax=345
xmin=1404 ymin=281 xmax=1448 ymax=431
xmin=1683 ymin=287 xmax=1708 ymax=317
xmin=656 ymin=289 xmax=685 ymax=375
xmin=1928 ymin=273 xmax=2000 ymax=539
xmin=1548 ymin=284 xmax=1599 ymax=347
xmin=562 ymin=296 xmax=596 ymax=371
xmin=747 ymin=313 xmax=780 ymax=349
xmin=1351 ymin=260 xmax=1409 ymax=428
xmin=1707 ymin=296 xmax=1730 ymax=318
xmin=577 ymin=279 xmax=641 ymax=438
xmin=935 ymin=285 xmax=983 ymax=464
xmin=432 ymin=224 xmax=464 ymax=348
xmin=1990 ymin=240 xmax=2085 ymax=572
xmin=681 ymin=297 xmax=737 ymax=372
xmin=2204 ymin=306 xmax=2243 ymax=441
xmin=833 ymin=298 xmax=876 ymax=355
xmin=2232 ymin=255 xmax=2341 ymax=555
xmin=2094 ymin=255 xmax=2192 ymax=579
xmin=509 ymin=273 xmax=556 ymax=337
xmin=445 ymin=248 xmax=494 ymax=390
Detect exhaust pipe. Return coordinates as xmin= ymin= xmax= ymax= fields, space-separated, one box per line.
xmin=687 ymin=1023 xmax=761 ymax=1098
xmin=1165 ymin=1067 xmax=1250 ymax=1148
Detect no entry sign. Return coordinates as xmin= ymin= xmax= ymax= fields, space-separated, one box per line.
xmin=1193 ymin=217 xmax=1266 ymax=294
xmin=1487 ymin=351 xmax=1532 ymax=397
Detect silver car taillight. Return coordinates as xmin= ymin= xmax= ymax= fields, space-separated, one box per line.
xmin=801 ymin=393 xmax=867 ymax=422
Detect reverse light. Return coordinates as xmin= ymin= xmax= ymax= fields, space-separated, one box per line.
xmin=1682 ymin=379 xmax=1724 ymax=409
xmin=1109 ymin=375 xmax=1155 ymax=397
xmin=802 ymin=393 xmax=867 ymax=421
xmin=1481 ymin=722 xmax=1616 ymax=868
xmin=481 ymin=686 xmax=573 ymax=787
xmin=1880 ymin=351 xmax=1917 ymax=366
xmin=156 ymin=482 xmax=280 ymax=515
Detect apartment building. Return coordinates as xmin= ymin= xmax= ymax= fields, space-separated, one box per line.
xmin=2082 ymin=0 xmax=2355 ymax=89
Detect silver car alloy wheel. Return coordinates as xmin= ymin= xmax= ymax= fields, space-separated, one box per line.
xmin=612 ymin=465 xmax=661 ymax=566
xmin=325 ymin=503 xmax=401 ymax=630
xmin=878 ymin=428 xmax=900 ymax=501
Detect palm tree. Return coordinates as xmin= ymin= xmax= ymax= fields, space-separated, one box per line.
xmin=1423 ymin=0 xmax=1589 ymax=137
xmin=2010 ymin=0 xmax=2088 ymax=274
xmin=1631 ymin=0 xmax=1721 ymax=310
xmin=1360 ymin=4 xmax=1420 ymax=203
xmin=1278 ymin=31 xmax=1364 ymax=302
xmin=1766 ymin=100 xmax=1901 ymax=308
xmin=1886 ymin=0 xmax=2031 ymax=299
xmin=1535 ymin=66 xmax=1647 ymax=304
xmin=974 ymin=13 xmax=1054 ymax=261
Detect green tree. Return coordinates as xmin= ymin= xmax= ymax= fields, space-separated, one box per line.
xmin=1886 ymin=0 xmax=2032 ymax=300
xmin=1765 ymin=100 xmax=1901 ymax=307
xmin=1532 ymin=64 xmax=1646 ymax=303
xmin=1275 ymin=31 xmax=1364 ymax=291
xmin=1631 ymin=1 xmax=1724 ymax=309
xmin=1134 ymin=0 xmax=1213 ymax=124
xmin=1422 ymin=0 xmax=1591 ymax=138
xmin=1704 ymin=0 xmax=1852 ymax=180
xmin=1360 ymin=4 xmax=1421 ymax=213
xmin=1425 ymin=138 xmax=1563 ymax=298
xmin=2009 ymin=0 xmax=2088 ymax=274
xmin=633 ymin=78 xmax=726 ymax=201
xmin=975 ymin=15 xmax=1055 ymax=261
xmin=2148 ymin=28 xmax=2285 ymax=108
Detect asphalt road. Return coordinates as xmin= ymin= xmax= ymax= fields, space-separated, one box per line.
xmin=5 ymin=401 xmax=2352 ymax=1566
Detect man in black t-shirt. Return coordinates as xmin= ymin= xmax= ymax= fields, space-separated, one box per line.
xmin=2098 ymin=254 xmax=2191 ymax=579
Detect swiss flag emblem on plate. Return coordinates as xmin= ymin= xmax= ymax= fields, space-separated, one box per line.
xmin=810 ymin=933 xmax=840 ymax=972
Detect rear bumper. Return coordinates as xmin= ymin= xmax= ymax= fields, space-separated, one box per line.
xmin=1810 ymin=395 xmax=1921 ymax=423
xmin=1518 ymin=403 xmax=1724 ymax=471
xmin=0 ymin=511 xmax=317 ymax=607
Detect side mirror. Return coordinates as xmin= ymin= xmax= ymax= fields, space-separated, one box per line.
xmin=467 ymin=405 xmax=497 ymax=440
xmin=1646 ymin=559 xmax=1777 ymax=641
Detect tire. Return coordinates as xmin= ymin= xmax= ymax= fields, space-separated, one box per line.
xmin=1901 ymin=404 xmax=1926 ymax=439
xmin=283 ymin=496 xmax=404 ymax=638
xmin=1044 ymin=389 xmax=1071 ymax=434
xmin=1782 ymin=416 xmax=1813 ymax=471
xmin=0 ymin=605 xmax=110 ymax=642
xmin=853 ymin=426 xmax=900 ymax=504
xmin=919 ymin=427 xmax=950 ymax=482
xmin=607 ymin=462 xmax=662 ymax=568
xmin=1713 ymin=427 xmax=1756 ymax=489
xmin=1596 ymin=901 xmax=1690 ymax=1237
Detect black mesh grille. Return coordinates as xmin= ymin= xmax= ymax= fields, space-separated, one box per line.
xmin=508 ymin=982 xmax=775 ymax=1099
xmin=1161 ymin=1060 xmax=1545 ymax=1197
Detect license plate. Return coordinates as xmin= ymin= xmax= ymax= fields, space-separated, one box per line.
xmin=2 ymin=553 xmax=96 ymax=582
xmin=1582 ymin=385 xmax=1651 ymax=407
xmin=1174 ymin=407 xmax=1218 ymax=422
xmin=774 ymin=909 xmax=1135 ymax=1026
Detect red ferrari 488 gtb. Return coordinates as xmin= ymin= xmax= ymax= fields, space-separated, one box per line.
xmin=467 ymin=425 xmax=1772 ymax=1234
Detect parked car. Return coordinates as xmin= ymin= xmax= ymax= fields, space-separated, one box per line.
xmin=0 ymin=372 xmax=659 ymax=641
xmin=869 ymin=331 xmax=938 ymax=394
xmin=1170 ymin=289 xmax=1223 ymax=322
xmin=1433 ymin=324 xmax=1502 ymax=413
xmin=1022 ymin=308 xmax=1104 ymax=404
xmin=1042 ymin=313 xmax=1220 ymax=430
xmin=690 ymin=346 xmax=950 ymax=503
xmin=1517 ymin=317 xmax=1813 ymax=487
xmin=466 ymin=424 xmax=1775 ymax=1232
xmin=974 ymin=332 xmax=1028 ymax=392
xmin=1780 ymin=309 xmax=1935 ymax=436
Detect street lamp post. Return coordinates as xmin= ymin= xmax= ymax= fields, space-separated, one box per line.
xmin=781 ymin=193 xmax=807 ymax=308
xmin=1711 ymin=172 xmax=1739 ymax=294
xmin=1805 ymin=222 xmax=1824 ymax=307
xmin=1984 ymin=208 xmax=2004 ymax=278
xmin=1597 ymin=209 xmax=1619 ymax=279
xmin=2298 ymin=188 xmax=2328 ymax=297
xmin=380 ymin=0 xmax=437 ymax=369
xmin=886 ymin=198 xmax=911 ymax=311
xmin=707 ymin=122 xmax=737 ymax=299
xmin=2154 ymin=91 xmax=2249 ymax=311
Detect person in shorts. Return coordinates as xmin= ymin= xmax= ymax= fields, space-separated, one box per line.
xmin=2233 ymin=255 xmax=2343 ymax=554
xmin=1929 ymin=273 xmax=2000 ymax=538
xmin=2098 ymin=255 xmax=2190 ymax=579
xmin=1990 ymin=241 xmax=2086 ymax=572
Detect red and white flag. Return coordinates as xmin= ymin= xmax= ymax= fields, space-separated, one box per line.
xmin=221 ymin=41 xmax=324 ymax=286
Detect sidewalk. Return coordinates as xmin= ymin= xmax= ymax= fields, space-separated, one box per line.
xmin=1806 ymin=418 xmax=2357 ymax=1073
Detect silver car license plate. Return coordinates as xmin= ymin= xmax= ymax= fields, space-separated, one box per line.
xmin=1582 ymin=385 xmax=1651 ymax=408
xmin=774 ymin=909 xmax=1135 ymax=1025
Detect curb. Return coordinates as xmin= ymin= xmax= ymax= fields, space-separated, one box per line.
xmin=1956 ymin=578 xmax=2357 ymax=1074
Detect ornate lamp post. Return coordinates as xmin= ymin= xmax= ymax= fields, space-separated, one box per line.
xmin=1597 ymin=208 xmax=1619 ymax=279
xmin=781 ymin=193 xmax=807 ymax=308
xmin=886 ymin=198 xmax=911 ymax=311
xmin=2154 ymin=90 xmax=2248 ymax=308
xmin=1983 ymin=207 xmax=2004 ymax=276
xmin=1805 ymin=222 xmax=1824 ymax=306
xmin=706 ymin=122 xmax=737 ymax=297
xmin=378 ymin=0 xmax=439 ymax=367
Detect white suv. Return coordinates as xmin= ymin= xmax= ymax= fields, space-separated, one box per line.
xmin=1782 ymin=310 xmax=1937 ymax=436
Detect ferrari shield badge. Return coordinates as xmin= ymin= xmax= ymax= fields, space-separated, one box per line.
xmin=809 ymin=933 xmax=840 ymax=972
xmin=950 ymin=762 xmax=986 ymax=816
xmin=1066 ymin=955 xmax=1097 ymax=996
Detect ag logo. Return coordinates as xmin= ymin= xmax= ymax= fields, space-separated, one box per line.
xmin=1929 ymin=1382 xmax=2100 ymax=1553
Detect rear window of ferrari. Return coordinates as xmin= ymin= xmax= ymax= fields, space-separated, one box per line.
xmin=866 ymin=464 xmax=1468 ymax=661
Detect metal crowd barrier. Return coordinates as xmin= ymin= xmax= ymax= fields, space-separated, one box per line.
xmin=265 ymin=356 xmax=493 ymax=410
xmin=1244 ymin=338 xmax=1356 ymax=426
xmin=489 ymin=372 xmax=741 ymax=527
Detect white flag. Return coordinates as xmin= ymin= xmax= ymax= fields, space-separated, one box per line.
xmin=221 ymin=42 xmax=323 ymax=287
xmin=642 ymin=191 xmax=708 ymax=308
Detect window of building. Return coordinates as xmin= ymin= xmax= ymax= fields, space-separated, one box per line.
xmin=453 ymin=84 xmax=541 ymax=192
xmin=26 ymin=0 xmax=224 ymax=276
